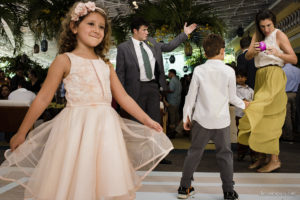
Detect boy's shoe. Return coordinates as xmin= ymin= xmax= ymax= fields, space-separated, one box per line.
xmin=177 ymin=186 xmax=195 ymax=199
xmin=224 ymin=190 xmax=239 ymax=200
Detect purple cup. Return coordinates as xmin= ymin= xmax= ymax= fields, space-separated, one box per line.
xmin=259 ymin=41 xmax=266 ymax=51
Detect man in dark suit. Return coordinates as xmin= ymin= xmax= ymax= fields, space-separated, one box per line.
xmin=116 ymin=18 xmax=196 ymax=123
xmin=236 ymin=36 xmax=257 ymax=90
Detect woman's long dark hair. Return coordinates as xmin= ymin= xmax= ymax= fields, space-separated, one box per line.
xmin=255 ymin=9 xmax=276 ymax=42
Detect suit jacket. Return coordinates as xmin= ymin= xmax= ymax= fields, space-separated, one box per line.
xmin=116 ymin=32 xmax=188 ymax=101
xmin=237 ymin=50 xmax=257 ymax=90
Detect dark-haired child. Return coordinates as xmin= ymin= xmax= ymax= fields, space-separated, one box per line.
xmin=235 ymin=69 xmax=254 ymax=162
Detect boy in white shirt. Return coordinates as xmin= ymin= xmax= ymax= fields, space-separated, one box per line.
xmin=177 ymin=34 xmax=248 ymax=200
xmin=235 ymin=69 xmax=254 ymax=162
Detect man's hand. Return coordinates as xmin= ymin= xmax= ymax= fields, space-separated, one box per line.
xmin=183 ymin=116 xmax=192 ymax=130
xmin=184 ymin=22 xmax=197 ymax=35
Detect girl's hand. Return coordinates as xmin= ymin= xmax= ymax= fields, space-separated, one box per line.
xmin=266 ymin=46 xmax=280 ymax=57
xmin=10 ymin=133 xmax=26 ymax=151
xmin=144 ymin=118 xmax=163 ymax=132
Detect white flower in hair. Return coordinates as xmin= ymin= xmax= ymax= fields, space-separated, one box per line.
xmin=85 ymin=1 xmax=96 ymax=11
xmin=72 ymin=3 xmax=87 ymax=21
xmin=71 ymin=1 xmax=105 ymax=21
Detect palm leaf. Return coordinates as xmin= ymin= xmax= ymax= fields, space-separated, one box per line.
xmin=0 ymin=0 xmax=25 ymax=51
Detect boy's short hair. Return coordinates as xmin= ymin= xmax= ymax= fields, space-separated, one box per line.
xmin=235 ymin=68 xmax=248 ymax=77
xmin=240 ymin=36 xmax=252 ymax=49
xmin=169 ymin=69 xmax=176 ymax=75
xmin=131 ymin=17 xmax=149 ymax=33
xmin=203 ymin=34 xmax=225 ymax=58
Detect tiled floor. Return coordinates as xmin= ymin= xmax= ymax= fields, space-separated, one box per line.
xmin=136 ymin=171 xmax=300 ymax=200
xmin=1 ymin=135 xmax=299 ymax=199
xmin=0 ymin=171 xmax=299 ymax=199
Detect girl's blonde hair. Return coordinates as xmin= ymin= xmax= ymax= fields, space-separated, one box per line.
xmin=58 ymin=2 xmax=111 ymax=62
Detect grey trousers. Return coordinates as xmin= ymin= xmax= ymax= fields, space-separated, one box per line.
xmin=134 ymin=81 xmax=161 ymax=123
xmin=180 ymin=121 xmax=234 ymax=192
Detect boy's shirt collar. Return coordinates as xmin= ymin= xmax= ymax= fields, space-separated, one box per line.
xmin=206 ymin=59 xmax=224 ymax=63
xmin=237 ymin=84 xmax=249 ymax=88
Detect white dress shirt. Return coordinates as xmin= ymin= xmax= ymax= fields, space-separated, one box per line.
xmin=183 ymin=59 xmax=245 ymax=129
xmin=131 ymin=37 xmax=156 ymax=81
xmin=8 ymin=88 xmax=36 ymax=105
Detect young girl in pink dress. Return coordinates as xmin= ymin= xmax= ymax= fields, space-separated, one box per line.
xmin=0 ymin=2 xmax=173 ymax=199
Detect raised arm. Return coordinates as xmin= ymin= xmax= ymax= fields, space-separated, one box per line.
xmin=10 ymin=54 xmax=70 ymax=151
xmin=245 ymin=33 xmax=259 ymax=60
xmin=160 ymin=23 xmax=197 ymax=52
xmin=109 ymin=63 xmax=162 ymax=132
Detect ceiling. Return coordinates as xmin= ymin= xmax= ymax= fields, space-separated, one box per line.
xmin=97 ymin=0 xmax=280 ymax=38
xmin=0 ymin=0 xmax=287 ymax=67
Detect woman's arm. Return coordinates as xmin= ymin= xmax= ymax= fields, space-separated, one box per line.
xmin=10 ymin=54 xmax=70 ymax=151
xmin=245 ymin=33 xmax=260 ymax=60
xmin=109 ymin=63 xmax=162 ymax=132
xmin=268 ymin=30 xmax=298 ymax=64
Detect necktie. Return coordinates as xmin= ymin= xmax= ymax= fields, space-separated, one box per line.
xmin=139 ymin=42 xmax=153 ymax=80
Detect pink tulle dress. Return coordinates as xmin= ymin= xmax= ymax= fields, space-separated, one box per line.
xmin=0 ymin=53 xmax=173 ymax=200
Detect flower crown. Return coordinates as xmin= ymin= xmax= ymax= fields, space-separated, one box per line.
xmin=71 ymin=1 xmax=106 ymax=21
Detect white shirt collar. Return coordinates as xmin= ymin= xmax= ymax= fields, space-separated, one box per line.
xmin=237 ymin=84 xmax=249 ymax=88
xmin=131 ymin=37 xmax=144 ymax=46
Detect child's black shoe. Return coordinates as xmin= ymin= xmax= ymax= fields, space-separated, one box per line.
xmin=224 ymin=190 xmax=239 ymax=200
xmin=177 ymin=186 xmax=195 ymax=199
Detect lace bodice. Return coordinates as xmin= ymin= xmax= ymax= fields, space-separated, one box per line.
xmin=63 ymin=53 xmax=112 ymax=106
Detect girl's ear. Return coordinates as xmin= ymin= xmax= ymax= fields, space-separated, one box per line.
xmin=70 ymin=21 xmax=77 ymax=34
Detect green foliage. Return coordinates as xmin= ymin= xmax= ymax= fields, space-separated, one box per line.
xmin=26 ymin=0 xmax=75 ymax=40
xmin=111 ymin=0 xmax=226 ymax=45
xmin=185 ymin=48 xmax=206 ymax=68
xmin=0 ymin=0 xmax=26 ymax=51
xmin=0 ymin=0 xmax=75 ymax=53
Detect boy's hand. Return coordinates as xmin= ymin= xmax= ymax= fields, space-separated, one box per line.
xmin=243 ymin=100 xmax=250 ymax=109
xmin=183 ymin=116 xmax=192 ymax=130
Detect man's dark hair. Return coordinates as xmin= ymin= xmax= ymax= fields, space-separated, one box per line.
xmin=130 ymin=17 xmax=149 ymax=33
xmin=240 ymin=36 xmax=252 ymax=49
xmin=203 ymin=34 xmax=225 ymax=58
xmin=29 ymin=69 xmax=38 ymax=78
xmin=169 ymin=69 xmax=176 ymax=75
xmin=17 ymin=79 xmax=27 ymax=88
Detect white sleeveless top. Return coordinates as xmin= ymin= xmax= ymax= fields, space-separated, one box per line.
xmin=254 ymin=29 xmax=284 ymax=68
